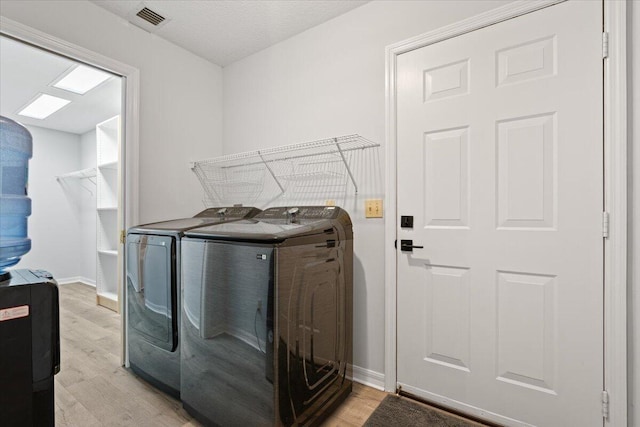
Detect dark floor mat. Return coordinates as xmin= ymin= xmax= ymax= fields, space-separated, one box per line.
xmin=364 ymin=395 xmax=481 ymax=427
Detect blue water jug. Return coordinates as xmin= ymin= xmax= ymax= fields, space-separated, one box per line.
xmin=0 ymin=116 xmax=32 ymax=278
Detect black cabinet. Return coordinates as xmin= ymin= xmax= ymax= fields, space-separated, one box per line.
xmin=0 ymin=269 xmax=59 ymax=427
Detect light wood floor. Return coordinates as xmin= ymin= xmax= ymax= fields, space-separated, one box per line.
xmin=55 ymin=283 xmax=387 ymax=426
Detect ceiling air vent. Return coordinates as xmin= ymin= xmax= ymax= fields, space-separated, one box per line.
xmin=127 ymin=3 xmax=170 ymax=32
xmin=136 ymin=7 xmax=165 ymax=26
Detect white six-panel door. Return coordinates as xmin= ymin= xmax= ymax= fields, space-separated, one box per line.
xmin=396 ymin=2 xmax=603 ymax=426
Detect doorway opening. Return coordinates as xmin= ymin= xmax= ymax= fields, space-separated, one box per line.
xmin=0 ymin=33 xmax=125 ymax=346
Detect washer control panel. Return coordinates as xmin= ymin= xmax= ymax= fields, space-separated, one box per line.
xmin=195 ymin=206 xmax=260 ymax=219
xmin=256 ymin=206 xmax=340 ymax=220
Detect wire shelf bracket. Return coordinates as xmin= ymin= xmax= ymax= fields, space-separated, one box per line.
xmin=334 ymin=138 xmax=358 ymax=194
xmin=257 ymin=150 xmax=285 ymax=194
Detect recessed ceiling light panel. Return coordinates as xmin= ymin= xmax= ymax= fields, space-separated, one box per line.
xmin=18 ymin=94 xmax=71 ymax=120
xmin=53 ymin=65 xmax=112 ymax=95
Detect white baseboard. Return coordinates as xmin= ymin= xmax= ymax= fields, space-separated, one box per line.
xmin=350 ymin=365 xmax=385 ymax=391
xmin=57 ymin=276 xmax=96 ymax=287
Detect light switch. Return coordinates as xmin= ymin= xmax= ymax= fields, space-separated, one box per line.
xmin=365 ymin=199 xmax=383 ymax=218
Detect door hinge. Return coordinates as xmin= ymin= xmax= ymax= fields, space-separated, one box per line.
xmin=120 ymin=230 xmax=126 ymax=244
xmin=602 ymin=32 xmax=609 ymax=59
xmin=601 ymin=390 xmax=610 ymax=420
xmin=603 ymin=212 xmax=610 ymax=239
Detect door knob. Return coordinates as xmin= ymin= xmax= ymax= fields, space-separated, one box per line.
xmin=400 ymin=240 xmax=423 ymax=252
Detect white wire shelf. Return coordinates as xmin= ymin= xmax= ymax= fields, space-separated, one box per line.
xmin=191 ymin=134 xmax=379 ymax=206
xmin=56 ymin=167 xmax=97 ymax=195
xmin=56 ymin=167 xmax=96 ymax=181
xmin=279 ymin=171 xmax=344 ymax=182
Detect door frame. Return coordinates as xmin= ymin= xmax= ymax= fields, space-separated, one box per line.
xmin=0 ymin=16 xmax=141 ymax=365
xmin=384 ymin=0 xmax=627 ymax=425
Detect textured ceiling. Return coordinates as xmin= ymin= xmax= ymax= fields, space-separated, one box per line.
xmin=90 ymin=0 xmax=369 ymax=66
xmin=0 ymin=36 xmax=122 ymax=134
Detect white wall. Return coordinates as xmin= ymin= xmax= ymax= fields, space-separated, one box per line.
xmin=628 ymin=2 xmax=639 ymax=425
xmin=79 ymin=129 xmax=97 ymax=284
xmin=1 ymin=0 xmax=224 ymax=224
xmin=223 ymin=0 xmax=510 ymax=382
xmin=17 ymin=126 xmax=82 ymax=280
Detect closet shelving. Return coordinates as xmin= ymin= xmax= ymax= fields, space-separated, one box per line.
xmin=191 ymin=134 xmax=379 ymax=206
xmin=96 ymin=115 xmax=120 ymax=312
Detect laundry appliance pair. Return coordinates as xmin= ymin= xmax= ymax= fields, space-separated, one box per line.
xmin=126 ymin=205 xmax=353 ymax=426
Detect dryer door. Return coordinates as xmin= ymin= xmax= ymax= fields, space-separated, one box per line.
xmin=126 ymin=234 xmax=177 ymax=352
